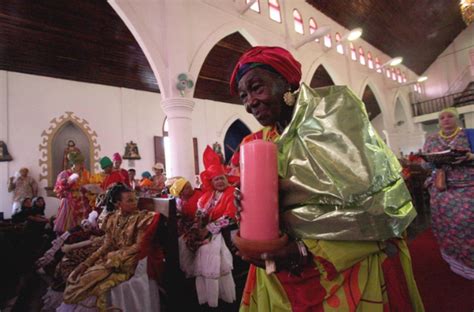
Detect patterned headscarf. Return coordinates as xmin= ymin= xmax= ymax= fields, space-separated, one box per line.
xmin=230 ymin=46 xmax=302 ymax=95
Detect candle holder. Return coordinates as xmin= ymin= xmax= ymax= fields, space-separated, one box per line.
xmin=233 ymin=231 xmax=288 ymax=260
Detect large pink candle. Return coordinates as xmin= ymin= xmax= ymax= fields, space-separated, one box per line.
xmin=240 ymin=140 xmax=279 ymax=241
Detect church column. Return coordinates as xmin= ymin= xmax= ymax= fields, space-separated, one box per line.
xmin=0 ymin=71 xmax=11 ymax=217
xmin=161 ymin=97 xmax=195 ymax=183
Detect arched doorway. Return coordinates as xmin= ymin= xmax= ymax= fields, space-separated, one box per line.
xmin=310 ymin=65 xmax=335 ymax=88
xmin=223 ymin=119 xmax=251 ymax=163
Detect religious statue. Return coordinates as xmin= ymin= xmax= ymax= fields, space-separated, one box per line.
xmin=0 ymin=141 xmax=12 ymax=161
xmin=212 ymin=142 xmax=225 ymax=164
xmin=63 ymin=140 xmax=81 ymax=170
xmin=123 ymin=141 xmax=141 ymax=160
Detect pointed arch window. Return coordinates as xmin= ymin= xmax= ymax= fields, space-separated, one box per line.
xmin=367 ymin=52 xmax=374 ymax=69
xmin=385 ymin=67 xmax=391 ymax=78
xmin=391 ymin=68 xmax=397 ymax=81
xmin=359 ymin=47 xmax=366 ymax=65
xmin=335 ymin=32 xmax=344 ymax=54
xmin=350 ymin=43 xmax=357 ymax=61
xmin=246 ymin=0 xmax=260 ymax=13
xmin=323 ymin=33 xmax=332 ymax=48
xmin=308 ymin=18 xmax=319 ymax=42
xmin=402 ymin=73 xmax=407 ymax=83
xmin=268 ymin=0 xmax=281 ymax=23
xmin=375 ymin=57 xmax=382 ymax=73
xmin=396 ymin=68 xmax=403 ymax=83
xmin=293 ymin=9 xmax=304 ymax=34
xmin=413 ymin=84 xmax=419 ymax=93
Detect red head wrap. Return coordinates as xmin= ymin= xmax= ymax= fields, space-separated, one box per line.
xmin=200 ymin=146 xmax=226 ymax=191
xmin=112 ymin=152 xmax=122 ymax=162
xmin=230 ymin=46 xmax=302 ymax=95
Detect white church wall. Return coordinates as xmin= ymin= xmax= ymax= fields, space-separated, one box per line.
xmin=0 ymin=71 xmax=255 ymax=219
xmin=0 ymin=71 xmax=165 ymax=218
xmin=423 ymin=23 xmax=473 ymax=99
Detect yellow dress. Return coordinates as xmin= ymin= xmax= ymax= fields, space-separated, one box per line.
xmin=239 ymin=85 xmax=423 ymax=311
xmin=63 ymin=210 xmax=154 ymax=311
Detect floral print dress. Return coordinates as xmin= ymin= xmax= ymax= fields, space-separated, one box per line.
xmin=423 ymin=129 xmax=474 ymax=276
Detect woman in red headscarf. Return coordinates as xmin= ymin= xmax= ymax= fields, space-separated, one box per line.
xmin=178 ymin=146 xmax=237 ymax=308
xmin=231 ymin=46 xmax=424 ymax=312
xmin=112 ymin=153 xmax=131 ymax=187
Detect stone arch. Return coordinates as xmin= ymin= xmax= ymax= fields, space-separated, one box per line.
xmin=189 ymin=24 xmax=258 ymax=82
xmin=193 ymin=31 xmax=253 ymax=104
xmin=109 ymin=1 xmax=166 ymax=96
xmin=358 ymin=78 xmax=392 ymax=128
xmin=360 ymin=84 xmax=386 ymax=136
xmin=309 ymin=64 xmax=335 ymax=88
xmin=304 ymin=58 xmax=344 ymax=86
xmin=358 ymin=78 xmax=386 ymax=115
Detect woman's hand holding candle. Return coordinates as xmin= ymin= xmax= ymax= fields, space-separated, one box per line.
xmin=237 ymin=240 xmax=308 ymax=273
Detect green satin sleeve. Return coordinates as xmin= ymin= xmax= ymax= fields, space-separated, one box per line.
xmin=277 ymin=84 xmax=416 ymax=241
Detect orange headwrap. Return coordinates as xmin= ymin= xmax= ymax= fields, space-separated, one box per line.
xmin=230 ymin=46 xmax=302 ymax=95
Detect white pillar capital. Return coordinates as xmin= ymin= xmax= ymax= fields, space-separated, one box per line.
xmin=160 ymin=97 xmax=195 ymax=119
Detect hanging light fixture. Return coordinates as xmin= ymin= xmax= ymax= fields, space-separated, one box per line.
xmin=380 ymin=57 xmax=403 ymax=68
xmin=341 ymin=28 xmax=363 ymax=42
xmin=460 ymin=0 xmax=474 ymax=25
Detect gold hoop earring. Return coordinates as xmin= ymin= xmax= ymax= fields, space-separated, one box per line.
xmin=283 ymin=88 xmax=296 ymax=106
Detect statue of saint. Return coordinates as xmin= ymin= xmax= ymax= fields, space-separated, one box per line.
xmin=212 ymin=142 xmax=225 ymax=164
xmin=63 ymin=140 xmax=81 ymax=170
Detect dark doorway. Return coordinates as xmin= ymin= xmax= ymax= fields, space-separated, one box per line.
xmin=223 ymin=120 xmax=251 ymax=163
xmin=361 ymin=85 xmax=382 ymax=121
xmin=310 ymin=65 xmax=335 ymax=88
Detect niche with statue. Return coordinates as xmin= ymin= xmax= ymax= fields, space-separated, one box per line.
xmin=39 ymin=112 xmax=101 ymax=196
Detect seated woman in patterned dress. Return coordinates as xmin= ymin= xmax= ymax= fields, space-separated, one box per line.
xmin=61 ymin=184 xmax=155 ymax=311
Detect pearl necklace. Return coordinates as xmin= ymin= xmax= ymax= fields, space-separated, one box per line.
xmin=439 ymin=127 xmax=461 ymax=140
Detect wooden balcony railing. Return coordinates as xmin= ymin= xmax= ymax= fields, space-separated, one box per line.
xmin=411 ymin=86 xmax=474 ymax=117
